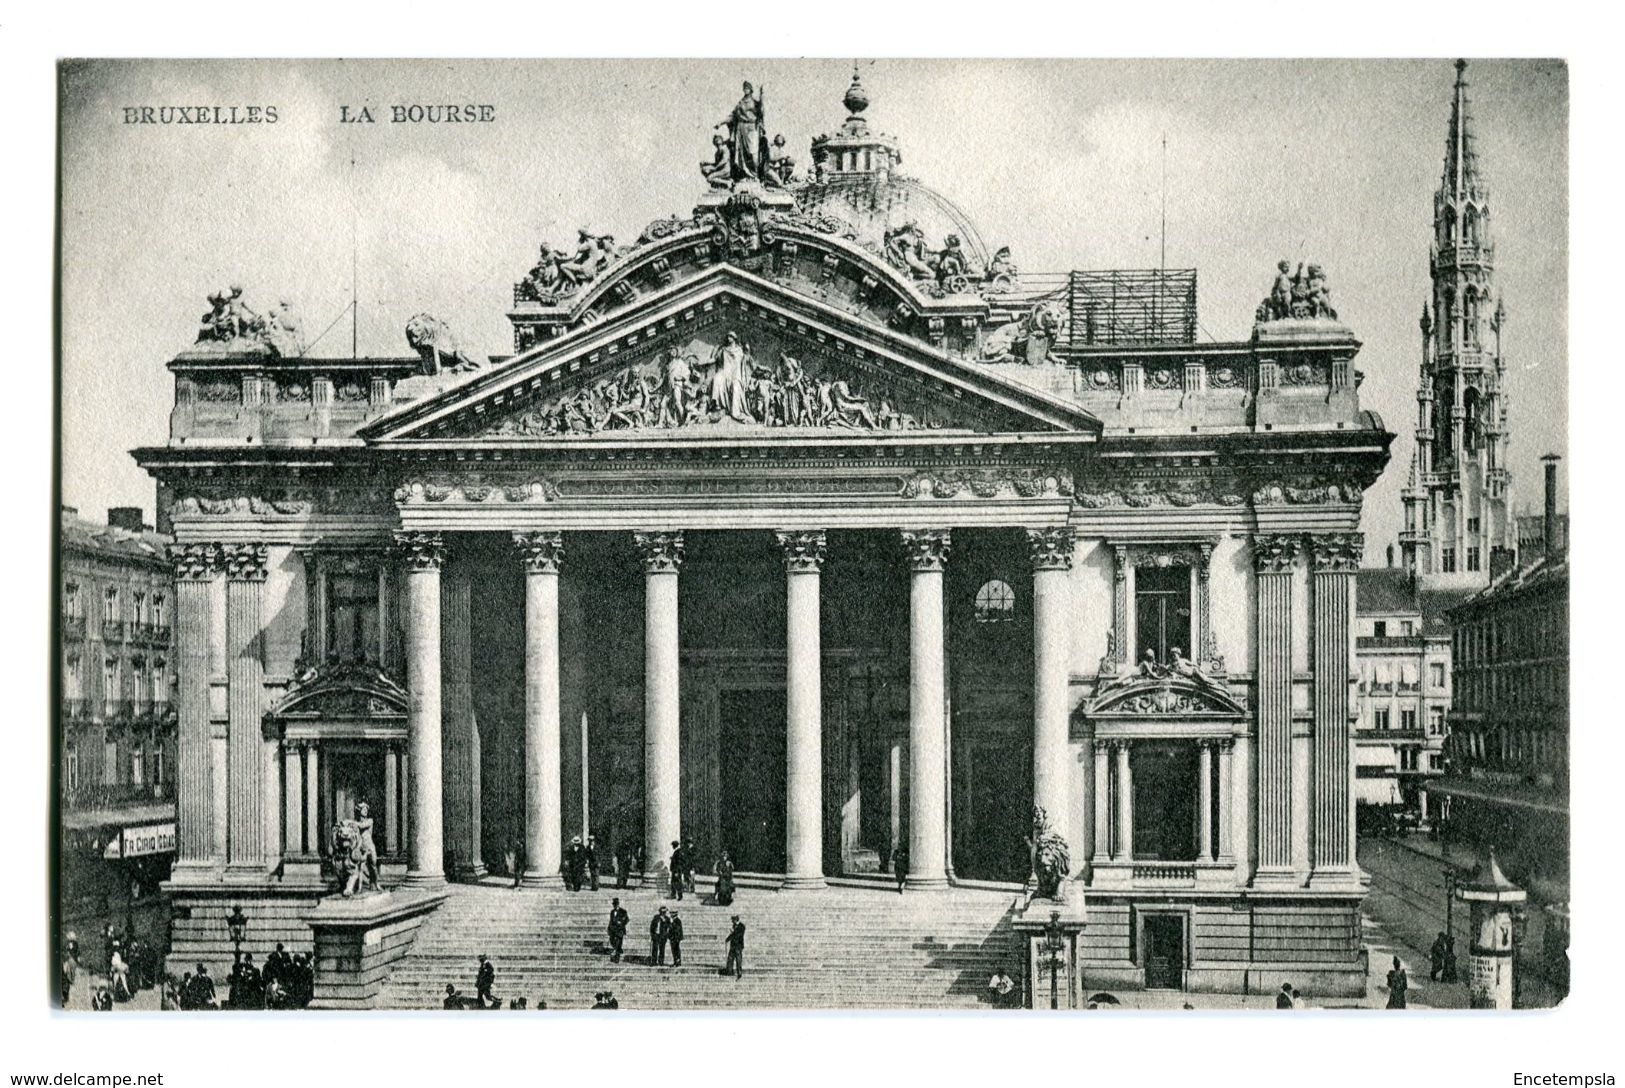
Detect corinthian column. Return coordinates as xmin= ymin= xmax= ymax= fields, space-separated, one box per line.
xmin=778 ymin=530 xmax=827 ymax=889
xmin=515 ymin=532 xmax=564 ymax=887
xmin=1027 ymin=528 xmax=1073 ymax=856
xmin=172 ymin=543 xmax=219 ymax=871
xmin=1310 ymin=532 xmax=1362 ymax=876
xmin=397 ymin=531 xmax=446 ymax=888
xmin=441 ymin=553 xmax=484 ymax=881
xmin=635 ymin=531 xmax=684 ymax=888
xmin=223 ymin=543 xmax=268 ymax=875
xmin=902 ymin=529 xmax=951 ymax=889
xmin=1252 ymin=534 xmax=1300 ymax=881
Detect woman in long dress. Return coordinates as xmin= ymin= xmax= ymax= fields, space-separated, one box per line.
xmin=714 ymin=850 xmax=736 ymax=906
xmin=708 ymin=332 xmax=754 ymax=423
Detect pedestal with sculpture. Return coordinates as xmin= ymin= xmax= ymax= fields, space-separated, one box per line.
xmin=1012 ymin=807 xmax=1087 ymax=1009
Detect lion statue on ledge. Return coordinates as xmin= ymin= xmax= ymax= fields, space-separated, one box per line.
xmin=405 ymin=313 xmax=484 ymax=376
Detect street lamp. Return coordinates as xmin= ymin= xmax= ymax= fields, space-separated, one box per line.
xmin=1043 ymin=909 xmax=1065 ymax=1011
xmin=1442 ymin=866 xmax=1456 ymax=937
xmin=226 ymin=904 xmax=248 ymax=961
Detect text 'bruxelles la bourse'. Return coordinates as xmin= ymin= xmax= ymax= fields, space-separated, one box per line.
xmin=121 ymin=104 xmax=497 ymax=125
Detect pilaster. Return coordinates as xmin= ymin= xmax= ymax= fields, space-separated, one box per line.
xmin=223 ymin=543 xmax=268 ymax=877
xmin=1309 ymin=532 xmax=1361 ymax=880
xmin=172 ymin=543 xmax=220 ymax=872
xmin=1251 ymin=534 xmax=1300 ymax=884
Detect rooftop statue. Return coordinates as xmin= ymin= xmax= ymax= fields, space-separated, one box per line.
xmin=405 ymin=313 xmax=483 ymax=375
xmin=1256 ymin=260 xmax=1339 ymax=323
xmin=195 ymin=285 xmax=306 ymax=356
xmin=714 ymin=81 xmax=772 ymax=185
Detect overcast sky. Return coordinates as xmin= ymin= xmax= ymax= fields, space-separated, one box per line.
xmin=58 ymin=58 xmax=1567 ymax=554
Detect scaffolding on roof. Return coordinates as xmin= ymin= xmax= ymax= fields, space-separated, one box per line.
xmin=1066 ymin=269 xmax=1198 ymax=346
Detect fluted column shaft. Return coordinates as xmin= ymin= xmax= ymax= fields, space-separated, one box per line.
xmin=283 ymin=743 xmax=303 ymax=855
xmin=1091 ymin=741 xmax=1110 ymax=867
xmin=1216 ymin=740 xmax=1235 ymax=863
xmin=636 ymin=532 xmax=684 ymax=885
xmin=903 ymin=529 xmax=951 ymax=889
xmin=304 ymin=743 xmax=321 ymax=860
xmin=1198 ymin=740 xmax=1214 ymax=861
xmin=441 ymin=558 xmax=484 ymax=880
xmin=1114 ymin=741 xmax=1134 ymax=861
xmin=172 ymin=544 xmax=218 ymax=869
xmin=516 ymin=532 xmax=564 ymax=887
xmin=1252 ymin=535 xmax=1300 ymax=878
xmin=398 ymin=532 xmax=446 ymax=888
xmin=779 ymin=531 xmax=828 ymax=888
xmin=224 ymin=544 xmax=268 ymax=872
xmin=1028 ymin=528 xmax=1073 ymax=850
xmin=1311 ymin=533 xmax=1362 ymax=874
xmin=384 ymin=745 xmax=400 ymax=855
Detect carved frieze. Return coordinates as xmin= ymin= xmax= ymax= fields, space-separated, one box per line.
xmin=513 ymin=531 xmax=565 ymax=574
xmin=1025 ymin=527 xmax=1074 ymax=571
xmin=634 ymin=530 xmax=685 ymax=574
xmin=904 ymin=467 xmax=1073 ymax=500
xmin=394 ymin=476 xmax=559 ymax=505
xmin=1251 ymin=476 xmax=1364 ymax=506
xmin=776 ymin=529 xmax=828 ymax=573
xmin=393 ymin=531 xmax=445 ymax=572
xmin=901 ymin=528 xmax=952 ymax=572
xmin=221 ymin=542 xmax=269 ymax=582
xmin=171 ymin=486 xmax=391 ymax=519
xmin=1308 ymin=532 xmax=1365 ymax=573
xmin=1251 ymin=534 xmax=1303 ymax=574
xmin=1074 ymin=479 xmax=1245 ymax=509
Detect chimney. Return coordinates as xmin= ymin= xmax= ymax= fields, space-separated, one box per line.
xmin=1542 ymin=454 xmax=1561 ymax=559
xmin=107 ymin=507 xmax=145 ymax=533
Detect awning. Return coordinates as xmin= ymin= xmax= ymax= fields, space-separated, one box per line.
xmin=1425 ymin=778 xmax=1568 ymax=816
xmin=61 ymin=802 xmax=177 ymax=833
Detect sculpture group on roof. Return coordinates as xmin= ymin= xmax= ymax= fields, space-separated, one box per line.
xmin=195 ymin=286 xmax=306 ymax=356
xmin=494 ymin=329 xmax=919 ymax=437
xmin=1256 ymin=260 xmax=1338 ymax=323
xmin=518 ymin=230 xmax=626 ymax=303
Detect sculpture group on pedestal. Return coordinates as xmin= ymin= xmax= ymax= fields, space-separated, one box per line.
xmin=330 ymin=801 xmax=380 ymax=898
xmin=1028 ymin=806 xmax=1071 ymax=901
xmin=518 ymin=230 xmax=626 ymax=303
xmin=195 ymin=286 xmax=306 ymax=356
xmin=1256 ymin=260 xmax=1338 ymax=322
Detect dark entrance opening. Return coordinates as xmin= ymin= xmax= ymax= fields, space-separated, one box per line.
xmin=1143 ymin=914 xmax=1186 ymax=990
xmin=1132 ymin=743 xmax=1198 ymax=861
xmin=956 ymin=735 xmax=1032 ymax=882
xmin=718 ymin=689 xmax=786 ymax=873
xmin=324 ymin=746 xmax=387 ymax=859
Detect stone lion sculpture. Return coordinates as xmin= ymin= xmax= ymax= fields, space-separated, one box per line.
xmin=405 ymin=313 xmax=483 ymax=375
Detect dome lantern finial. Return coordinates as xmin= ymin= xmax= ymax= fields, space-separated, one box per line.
xmin=843 ymin=64 xmax=869 ymax=117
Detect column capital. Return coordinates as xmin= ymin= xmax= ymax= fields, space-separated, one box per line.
xmin=1308 ymin=532 xmax=1365 ymax=573
xmin=394 ymin=530 xmax=445 ymax=572
xmin=1251 ymin=533 xmax=1303 ymax=574
xmin=1111 ymin=738 xmax=1135 ymax=752
xmin=901 ymin=528 xmax=952 ymax=572
xmin=633 ymin=530 xmax=685 ymax=573
xmin=1112 ymin=543 xmax=1129 ymax=581
xmin=170 ymin=542 xmax=221 ymax=582
xmin=1196 ymin=541 xmax=1214 ymax=579
xmin=220 ymin=542 xmax=269 ymax=582
xmin=513 ymin=531 xmax=565 ymax=574
xmin=776 ymin=529 xmax=828 ymax=573
xmin=1025 ymin=527 xmax=1073 ymax=571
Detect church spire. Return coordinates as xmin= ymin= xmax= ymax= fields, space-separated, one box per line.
xmin=1443 ymin=59 xmax=1484 ymax=199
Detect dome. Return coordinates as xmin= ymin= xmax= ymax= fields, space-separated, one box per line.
xmin=795 ymin=173 xmax=991 ymax=269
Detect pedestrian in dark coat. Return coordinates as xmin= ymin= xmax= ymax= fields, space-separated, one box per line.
xmin=724 ymin=916 xmax=746 ymax=979
xmin=1443 ymin=935 xmax=1459 ymax=983
xmin=668 ymin=910 xmax=685 ymax=967
xmin=714 ymin=851 xmax=736 ymax=906
xmin=607 ymin=898 xmax=629 ymax=963
xmin=565 ymin=836 xmax=587 ymax=892
xmin=669 ymin=841 xmax=686 ymax=900
xmin=586 ymin=836 xmax=601 ymax=891
xmin=650 ymin=907 xmax=671 ymax=965
xmin=893 ymin=845 xmax=908 ymax=894
xmin=1385 ymin=956 xmax=1408 ymax=1009
xmin=1429 ymin=932 xmax=1449 ymax=982
xmin=475 ymin=954 xmax=495 ymax=1008
xmin=683 ymin=838 xmax=698 ymax=893
xmin=444 ymin=984 xmax=465 ymax=1010
xmin=1275 ymin=982 xmax=1294 ymax=1009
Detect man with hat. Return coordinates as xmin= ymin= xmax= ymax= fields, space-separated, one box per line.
xmin=607 ymin=898 xmax=630 ymax=963
xmin=649 ymin=906 xmax=671 ymax=965
xmin=474 ymin=953 xmax=496 ymax=1009
xmin=724 ymin=915 xmax=746 ymax=980
xmin=668 ymin=908 xmax=685 ymax=967
xmin=669 ymin=840 xmax=686 ymax=900
xmin=565 ymin=836 xmax=587 ymax=892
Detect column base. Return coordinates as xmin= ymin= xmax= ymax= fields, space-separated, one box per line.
xmin=905 ymin=874 xmax=949 ymax=890
xmin=780 ymin=874 xmax=828 ymax=890
xmin=520 ymin=871 xmax=564 ymax=888
xmin=401 ymin=870 xmax=447 ymax=890
xmin=222 ymin=863 xmax=273 ymax=885
xmin=1250 ymin=867 xmax=1306 ymax=889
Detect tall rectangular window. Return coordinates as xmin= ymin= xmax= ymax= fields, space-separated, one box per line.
xmin=133 ymin=590 xmax=146 ymax=625
xmin=131 ymin=745 xmax=144 ymax=787
xmin=66 ymin=747 xmax=79 ymax=791
xmin=63 ymin=582 xmax=81 ymax=619
xmin=1401 ymin=708 xmax=1417 ymax=732
xmin=1373 ymin=620 xmax=1388 ymax=638
xmin=1430 ymin=662 xmax=1446 ymax=688
xmin=1467 ymin=547 xmax=1481 ymax=572
xmin=1442 ymin=549 xmax=1456 ymax=573
xmin=153 ymin=746 xmax=164 ymax=787
xmin=328 ymin=571 xmax=381 ymax=664
xmin=1374 ymin=708 xmax=1391 ymax=731
xmin=152 ymin=594 xmax=165 ymax=629
xmin=103 ymin=739 xmax=118 ymax=785
xmin=104 ymin=586 xmax=119 ymax=622
xmin=1467 ymin=516 xmax=1480 ymax=534
xmin=1428 ymin=707 xmax=1445 ymax=735
xmin=1134 ymin=564 xmax=1191 ymax=666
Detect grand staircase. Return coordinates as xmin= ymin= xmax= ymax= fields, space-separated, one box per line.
xmin=378 ymin=880 xmax=1021 ymax=1010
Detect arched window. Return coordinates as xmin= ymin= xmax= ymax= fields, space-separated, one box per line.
xmin=1443 ymin=205 xmax=1457 ymax=245
xmin=1463 ymin=205 xmax=1479 ymax=246
xmin=1463 ymin=388 xmax=1482 ymax=453
xmin=973 ymin=579 xmax=1016 ymax=624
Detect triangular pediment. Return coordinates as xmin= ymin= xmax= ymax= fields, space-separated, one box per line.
xmin=360 ymin=266 xmax=1100 ymax=444
xmin=267 ymin=662 xmax=408 ymax=721
xmin=1088 ymin=673 xmax=1247 ymax=718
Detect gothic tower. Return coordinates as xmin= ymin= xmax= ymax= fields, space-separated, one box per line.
xmin=1400 ymin=60 xmax=1515 ymax=585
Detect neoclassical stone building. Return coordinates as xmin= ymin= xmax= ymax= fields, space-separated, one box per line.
xmin=136 ymin=73 xmax=1391 ymax=996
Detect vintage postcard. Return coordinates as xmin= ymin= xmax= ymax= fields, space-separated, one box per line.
xmin=52 ymin=57 xmax=1568 ymax=1018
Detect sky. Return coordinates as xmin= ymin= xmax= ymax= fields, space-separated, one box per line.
xmin=57 ymin=58 xmax=1568 ymax=555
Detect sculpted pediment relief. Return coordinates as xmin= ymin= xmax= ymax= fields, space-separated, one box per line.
xmin=1088 ymin=674 xmax=1246 ymax=718
xmin=268 ymin=662 xmax=408 ymax=721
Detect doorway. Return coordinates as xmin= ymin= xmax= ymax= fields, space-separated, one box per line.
xmin=325 ymin=746 xmax=387 ymax=851
xmin=1143 ymin=913 xmax=1186 ymax=990
xmin=718 ymin=689 xmax=786 ymax=873
xmin=1132 ymin=743 xmax=1198 ymax=861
